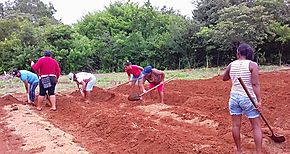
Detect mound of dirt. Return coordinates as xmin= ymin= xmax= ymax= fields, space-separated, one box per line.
xmin=0 ymin=94 xmax=23 ymax=105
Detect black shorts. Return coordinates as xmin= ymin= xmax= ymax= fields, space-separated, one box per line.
xmin=39 ymin=76 xmax=57 ymax=96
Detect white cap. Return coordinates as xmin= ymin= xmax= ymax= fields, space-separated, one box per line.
xmin=68 ymin=72 xmax=74 ymax=81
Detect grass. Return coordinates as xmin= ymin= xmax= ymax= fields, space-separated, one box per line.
xmin=0 ymin=66 xmax=289 ymax=95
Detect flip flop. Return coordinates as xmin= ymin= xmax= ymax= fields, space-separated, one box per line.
xmin=36 ymin=107 xmax=42 ymax=111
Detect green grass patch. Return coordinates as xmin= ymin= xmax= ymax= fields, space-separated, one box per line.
xmin=0 ymin=66 xmax=288 ymax=95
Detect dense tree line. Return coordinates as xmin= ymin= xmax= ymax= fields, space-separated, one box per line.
xmin=0 ymin=0 xmax=289 ymax=73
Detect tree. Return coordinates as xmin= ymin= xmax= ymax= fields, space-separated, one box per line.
xmin=193 ymin=0 xmax=231 ymax=26
xmin=208 ymin=4 xmax=274 ymax=64
xmin=1 ymin=0 xmax=58 ymax=23
xmin=270 ymin=22 xmax=290 ymax=65
xmin=255 ymin=0 xmax=290 ymax=25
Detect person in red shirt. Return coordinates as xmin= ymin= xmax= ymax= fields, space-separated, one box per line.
xmin=31 ymin=50 xmax=61 ymax=111
xmin=124 ymin=61 xmax=143 ymax=93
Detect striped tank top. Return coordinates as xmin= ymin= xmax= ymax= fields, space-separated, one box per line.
xmin=229 ymin=60 xmax=255 ymax=97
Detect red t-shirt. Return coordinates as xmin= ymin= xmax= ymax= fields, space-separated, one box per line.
xmin=32 ymin=57 xmax=61 ymax=79
xmin=126 ymin=65 xmax=141 ymax=77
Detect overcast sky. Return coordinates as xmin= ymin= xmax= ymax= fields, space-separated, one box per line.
xmin=0 ymin=0 xmax=195 ymax=25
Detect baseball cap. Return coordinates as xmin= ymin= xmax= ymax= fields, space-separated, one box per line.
xmin=142 ymin=66 xmax=152 ymax=76
xmin=68 ymin=72 xmax=74 ymax=81
xmin=123 ymin=60 xmax=132 ymax=66
xmin=44 ymin=50 xmax=52 ymax=56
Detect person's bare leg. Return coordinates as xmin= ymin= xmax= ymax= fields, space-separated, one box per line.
xmin=138 ymin=80 xmax=145 ymax=100
xmin=159 ymin=91 xmax=164 ymax=103
xmin=45 ymin=94 xmax=52 ymax=107
xmin=37 ymin=96 xmax=45 ymax=110
xmin=249 ymin=117 xmax=262 ymax=154
xmin=49 ymin=95 xmax=56 ymax=111
xmin=232 ymin=115 xmax=242 ymax=154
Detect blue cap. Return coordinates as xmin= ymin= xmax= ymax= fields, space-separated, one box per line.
xmin=44 ymin=50 xmax=52 ymax=56
xmin=142 ymin=66 xmax=152 ymax=76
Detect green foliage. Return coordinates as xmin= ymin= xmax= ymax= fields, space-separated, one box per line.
xmin=0 ymin=0 xmax=289 ymax=74
xmin=1 ymin=0 xmax=57 ymax=21
xmin=75 ymin=2 xmax=193 ymax=72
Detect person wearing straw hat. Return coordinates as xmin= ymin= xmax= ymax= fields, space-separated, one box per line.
xmin=141 ymin=65 xmax=165 ymax=103
xmin=12 ymin=69 xmax=39 ymax=105
xmin=68 ymin=72 xmax=96 ymax=99
xmin=222 ymin=43 xmax=262 ymax=154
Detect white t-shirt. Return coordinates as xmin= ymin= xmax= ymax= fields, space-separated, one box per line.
xmin=75 ymin=72 xmax=95 ymax=83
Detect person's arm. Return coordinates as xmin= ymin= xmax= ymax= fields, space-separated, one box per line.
xmin=76 ymin=81 xmax=80 ymax=89
xmin=140 ymin=76 xmax=146 ymax=93
xmin=80 ymin=81 xmax=87 ymax=92
xmin=222 ymin=63 xmax=231 ymax=81
xmin=55 ymin=61 xmax=61 ymax=79
xmin=127 ymin=73 xmax=131 ymax=81
xmin=250 ymin=62 xmax=261 ymax=106
xmin=31 ymin=59 xmax=41 ymax=74
xmin=23 ymin=80 xmax=29 ymax=93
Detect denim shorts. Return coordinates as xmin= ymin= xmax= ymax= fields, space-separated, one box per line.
xmin=132 ymin=74 xmax=143 ymax=80
xmin=228 ymin=93 xmax=260 ymax=119
xmin=131 ymin=74 xmax=143 ymax=85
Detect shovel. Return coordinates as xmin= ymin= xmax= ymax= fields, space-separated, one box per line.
xmin=45 ymin=93 xmax=51 ymax=106
xmin=128 ymin=76 xmax=175 ymax=101
xmin=106 ymin=79 xmax=135 ymax=90
xmin=238 ymin=77 xmax=285 ymax=143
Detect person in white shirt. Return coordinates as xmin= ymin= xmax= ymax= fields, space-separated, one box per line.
xmin=68 ymin=72 xmax=96 ymax=99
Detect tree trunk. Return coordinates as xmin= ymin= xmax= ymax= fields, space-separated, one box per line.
xmin=178 ymin=57 xmax=181 ymax=70
xmin=216 ymin=52 xmax=220 ymax=66
xmin=279 ymin=44 xmax=283 ymax=66
xmin=187 ymin=56 xmax=191 ymax=68
xmin=206 ymin=55 xmax=209 ymax=68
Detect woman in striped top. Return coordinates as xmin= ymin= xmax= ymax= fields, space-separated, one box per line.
xmin=222 ymin=43 xmax=262 ymax=154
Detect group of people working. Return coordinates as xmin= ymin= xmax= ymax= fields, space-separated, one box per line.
xmin=67 ymin=61 xmax=166 ymax=103
xmin=12 ymin=43 xmax=262 ymax=153
xmin=12 ymin=50 xmax=166 ymax=109
xmin=13 ymin=50 xmax=60 ymax=111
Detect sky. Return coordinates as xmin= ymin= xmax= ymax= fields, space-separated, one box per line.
xmin=0 ymin=0 xmax=195 ymax=25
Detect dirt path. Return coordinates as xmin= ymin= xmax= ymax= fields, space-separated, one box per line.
xmin=0 ymin=101 xmax=89 ymax=154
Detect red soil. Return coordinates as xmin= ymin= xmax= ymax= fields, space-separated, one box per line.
xmin=1 ymin=70 xmax=290 ymax=153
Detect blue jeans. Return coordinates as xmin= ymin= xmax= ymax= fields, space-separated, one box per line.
xmin=29 ymin=81 xmax=39 ymax=102
xmin=228 ymin=93 xmax=260 ymax=119
xmin=86 ymin=76 xmax=96 ymax=91
xmin=131 ymin=74 xmax=143 ymax=85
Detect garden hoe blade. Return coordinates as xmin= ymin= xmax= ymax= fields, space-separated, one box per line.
xmin=128 ymin=93 xmax=141 ymax=101
xmin=261 ymin=113 xmax=286 ymax=143
xmin=269 ymin=134 xmax=285 ymax=143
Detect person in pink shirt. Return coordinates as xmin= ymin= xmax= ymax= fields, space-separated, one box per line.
xmin=124 ymin=61 xmax=143 ymax=92
xmin=31 ymin=50 xmax=61 ymax=111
